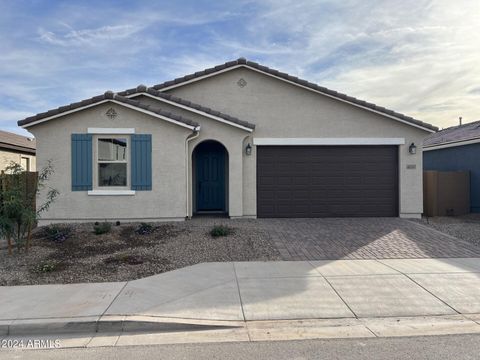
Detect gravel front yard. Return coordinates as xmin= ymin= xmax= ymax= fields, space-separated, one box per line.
xmin=416 ymin=214 xmax=480 ymax=246
xmin=0 ymin=219 xmax=280 ymax=286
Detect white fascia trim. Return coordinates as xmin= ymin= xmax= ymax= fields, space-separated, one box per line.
xmin=128 ymin=92 xmax=253 ymax=132
xmin=88 ymin=128 xmax=135 ymax=134
xmin=253 ymin=138 xmax=406 ymax=146
xmin=88 ymin=190 xmax=136 ymax=196
xmin=109 ymin=100 xmax=197 ymax=130
xmin=22 ymin=100 xmax=111 ymax=128
xmin=158 ymin=64 xmax=435 ymax=134
xmin=423 ymin=137 xmax=480 ymax=151
xmin=21 ymin=100 xmax=198 ymax=131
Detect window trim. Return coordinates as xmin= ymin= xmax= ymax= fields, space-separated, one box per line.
xmin=88 ymin=190 xmax=135 ymax=196
xmin=20 ymin=156 xmax=30 ymax=171
xmin=94 ymin=135 xmax=130 ymax=190
xmin=88 ymin=127 xmax=135 ymax=134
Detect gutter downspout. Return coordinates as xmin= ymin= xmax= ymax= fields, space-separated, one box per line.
xmin=185 ymin=127 xmax=200 ymax=219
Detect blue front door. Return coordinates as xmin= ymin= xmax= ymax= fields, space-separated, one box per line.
xmin=195 ymin=142 xmax=226 ymax=212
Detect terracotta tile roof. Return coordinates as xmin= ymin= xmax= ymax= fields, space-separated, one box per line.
xmin=148 ymin=58 xmax=438 ymax=132
xmin=0 ymin=130 xmax=36 ymax=154
xmin=18 ymin=91 xmax=200 ymax=129
xmin=118 ymin=85 xmax=255 ymax=130
xmin=424 ymin=120 xmax=480 ymax=147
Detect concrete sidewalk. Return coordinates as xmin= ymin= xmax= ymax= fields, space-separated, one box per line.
xmin=1 ymin=258 xmax=480 ymax=336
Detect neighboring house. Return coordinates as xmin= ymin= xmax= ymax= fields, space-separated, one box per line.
xmin=423 ymin=120 xmax=480 ymax=213
xmin=0 ymin=130 xmax=36 ymax=172
xmin=17 ymin=58 xmax=437 ymax=225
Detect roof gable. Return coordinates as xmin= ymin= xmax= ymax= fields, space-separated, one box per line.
xmin=118 ymin=85 xmax=255 ymax=131
xmin=18 ymin=92 xmax=200 ymax=130
xmin=148 ymin=58 xmax=438 ymax=133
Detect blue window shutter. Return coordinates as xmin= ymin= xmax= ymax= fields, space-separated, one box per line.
xmin=71 ymin=134 xmax=93 ymax=191
xmin=131 ymin=134 xmax=152 ymax=190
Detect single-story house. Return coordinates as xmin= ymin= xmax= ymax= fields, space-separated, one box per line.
xmin=18 ymin=58 xmax=438 ymax=225
xmin=0 ymin=130 xmax=36 ymax=172
xmin=424 ymin=120 xmax=480 ymax=213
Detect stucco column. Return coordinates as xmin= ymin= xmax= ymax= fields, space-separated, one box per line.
xmin=242 ymin=136 xmax=256 ymax=217
xmin=399 ymin=138 xmax=424 ymax=218
xmin=228 ymin=142 xmax=243 ymax=217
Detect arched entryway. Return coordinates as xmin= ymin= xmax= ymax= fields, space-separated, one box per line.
xmin=193 ymin=140 xmax=228 ymax=214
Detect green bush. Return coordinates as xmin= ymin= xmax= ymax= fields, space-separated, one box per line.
xmin=43 ymin=224 xmax=72 ymax=243
xmin=0 ymin=160 xmax=58 ymax=254
xmin=35 ymin=261 xmax=60 ymax=273
xmin=94 ymin=222 xmax=112 ymax=235
xmin=210 ymin=225 xmax=232 ymax=238
xmin=135 ymin=222 xmax=154 ymax=235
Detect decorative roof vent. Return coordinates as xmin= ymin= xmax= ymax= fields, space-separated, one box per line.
xmin=237 ymin=78 xmax=247 ymax=88
xmin=106 ymin=108 xmax=118 ymax=120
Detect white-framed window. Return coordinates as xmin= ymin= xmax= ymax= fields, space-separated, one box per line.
xmin=95 ymin=136 xmax=129 ymax=188
xmin=20 ymin=157 xmax=30 ymax=171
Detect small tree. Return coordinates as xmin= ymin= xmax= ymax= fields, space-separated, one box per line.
xmin=0 ymin=160 xmax=59 ymax=254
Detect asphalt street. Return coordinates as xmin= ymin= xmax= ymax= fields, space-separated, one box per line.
xmin=1 ymin=334 xmax=479 ymax=360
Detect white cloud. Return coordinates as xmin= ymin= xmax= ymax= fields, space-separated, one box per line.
xmin=222 ymin=0 xmax=480 ymax=128
xmin=38 ymin=24 xmax=144 ymax=47
xmin=0 ymin=109 xmax=35 ymax=136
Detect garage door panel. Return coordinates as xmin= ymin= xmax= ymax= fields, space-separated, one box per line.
xmin=258 ymin=177 xmax=276 ymax=186
xmin=276 ymin=191 xmax=294 ymax=200
xmin=257 ymin=145 xmax=398 ymax=218
xmin=344 ymin=176 xmax=363 ymax=185
xmin=364 ymin=176 xmax=396 ymax=186
xmin=292 ymin=177 xmax=310 ymax=185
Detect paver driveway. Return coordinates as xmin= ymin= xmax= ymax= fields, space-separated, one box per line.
xmin=252 ymin=218 xmax=480 ymax=260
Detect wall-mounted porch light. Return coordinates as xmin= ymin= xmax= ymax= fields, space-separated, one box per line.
xmin=408 ymin=142 xmax=417 ymax=155
xmin=245 ymin=143 xmax=252 ymax=156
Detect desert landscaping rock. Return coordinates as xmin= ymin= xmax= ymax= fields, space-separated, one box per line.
xmin=416 ymin=214 xmax=480 ymax=247
xmin=0 ymin=219 xmax=280 ymax=286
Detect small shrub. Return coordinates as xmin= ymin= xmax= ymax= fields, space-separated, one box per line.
xmin=43 ymin=224 xmax=73 ymax=243
xmin=94 ymin=222 xmax=111 ymax=235
xmin=0 ymin=160 xmax=59 ymax=254
xmin=35 ymin=261 xmax=63 ymax=273
xmin=115 ymin=221 xmax=121 ymax=226
xmin=104 ymin=253 xmax=144 ymax=265
xmin=135 ymin=222 xmax=154 ymax=235
xmin=210 ymin=225 xmax=232 ymax=237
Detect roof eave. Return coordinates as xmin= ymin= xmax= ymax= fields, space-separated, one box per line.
xmin=423 ymin=136 xmax=480 ymax=151
xmin=0 ymin=142 xmax=36 ymax=154
xmin=18 ymin=98 xmax=200 ymax=130
xmin=127 ymin=91 xmax=254 ymax=132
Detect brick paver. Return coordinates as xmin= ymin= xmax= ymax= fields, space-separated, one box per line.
xmin=253 ymin=218 xmax=480 ymax=260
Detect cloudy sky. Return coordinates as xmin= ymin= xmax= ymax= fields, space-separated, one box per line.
xmin=1 ymin=0 xmax=479 ymax=136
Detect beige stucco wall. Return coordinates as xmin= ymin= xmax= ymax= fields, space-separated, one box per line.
xmin=27 ymin=66 xmax=432 ymax=223
xmin=28 ymin=102 xmax=193 ymax=224
xmin=0 ymin=149 xmax=36 ymax=172
xmin=167 ymin=67 xmax=431 ymax=217
xmin=135 ymin=95 xmax=250 ymax=217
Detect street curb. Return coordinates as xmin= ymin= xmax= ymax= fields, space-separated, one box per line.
xmin=2 ymin=315 xmax=243 ymax=336
xmin=4 ymin=315 xmax=480 ymax=350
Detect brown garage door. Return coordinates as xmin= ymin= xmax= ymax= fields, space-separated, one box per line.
xmin=257 ymin=146 xmax=398 ymax=217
